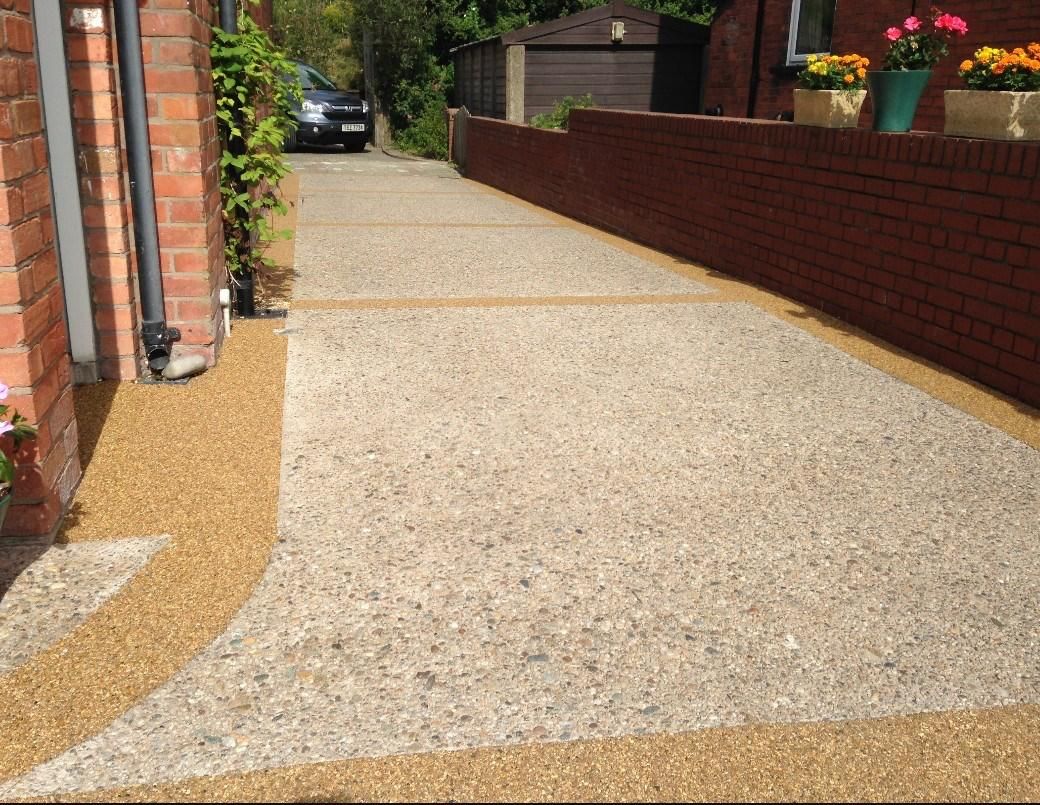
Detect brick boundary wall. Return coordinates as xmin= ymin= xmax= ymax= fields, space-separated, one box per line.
xmin=0 ymin=1 xmax=81 ymax=536
xmin=465 ymin=110 xmax=1040 ymax=407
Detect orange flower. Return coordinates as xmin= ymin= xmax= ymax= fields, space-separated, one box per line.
xmin=856 ymin=67 xmax=867 ymax=79
xmin=959 ymin=59 xmax=974 ymax=72
xmin=843 ymin=73 xmax=855 ymax=84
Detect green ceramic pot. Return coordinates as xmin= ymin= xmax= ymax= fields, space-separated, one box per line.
xmin=867 ymin=70 xmax=932 ymax=132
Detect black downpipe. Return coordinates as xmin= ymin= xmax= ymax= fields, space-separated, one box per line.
xmin=113 ymin=0 xmax=179 ymax=371
xmin=746 ymin=0 xmax=767 ymax=119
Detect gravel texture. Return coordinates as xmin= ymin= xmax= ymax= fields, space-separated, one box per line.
xmin=2 ymin=149 xmax=1037 ymax=802
xmin=5 ymin=302 xmax=1038 ymax=798
xmin=38 ymin=705 xmax=1040 ymax=802
xmin=297 ymin=191 xmax=553 ymax=226
xmin=0 ymin=537 xmax=167 ymax=673
xmin=292 ymin=225 xmax=710 ymax=300
xmin=0 ymin=320 xmax=288 ymax=783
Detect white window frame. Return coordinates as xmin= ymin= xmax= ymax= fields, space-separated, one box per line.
xmin=787 ymin=0 xmax=834 ymax=65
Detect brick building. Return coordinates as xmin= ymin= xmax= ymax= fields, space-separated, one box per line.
xmin=0 ymin=1 xmax=270 ymax=539
xmin=706 ymin=0 xmax=1040 ymax=131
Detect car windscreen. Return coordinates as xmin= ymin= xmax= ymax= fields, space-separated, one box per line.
xmin=296 ymin=63 xmax=336 ymax=91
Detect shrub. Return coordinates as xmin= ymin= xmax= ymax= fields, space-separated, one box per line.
xmin=211 ymin=8 xmax=300 ymax=279
xmin=394 ymin=99 xmax=449 ymax=160
xmin=530 ymin=94 xmax=594 ymax=130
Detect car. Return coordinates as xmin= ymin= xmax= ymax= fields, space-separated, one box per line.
xmin=284 ymin=60 xmax=370 ymax=152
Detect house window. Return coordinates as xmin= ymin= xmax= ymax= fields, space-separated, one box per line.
xmin=787 ymin=0 xmax=837 ymax=64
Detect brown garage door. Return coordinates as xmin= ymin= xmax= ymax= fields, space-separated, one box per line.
xmin=524 ymin=46 xmax=701 ymax=121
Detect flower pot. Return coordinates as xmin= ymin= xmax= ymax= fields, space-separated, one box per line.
xmin=793 ymin=89 xmax=867 ymax=128
xmin=944 ymin=90 xmax=1040 ymax=141
xmin=866 ymin=70 xmax=932 ymax=132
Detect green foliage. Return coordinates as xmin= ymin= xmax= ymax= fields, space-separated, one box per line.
xmin=272 ymin=0 xmax=361 ymax=90
xmin=211 ymin=5 xmax=301 ymax=277
xmin=394 ymin=98 xmax=450 ymax=159
xmin=530 ymin=94 xmax=594 ymax=129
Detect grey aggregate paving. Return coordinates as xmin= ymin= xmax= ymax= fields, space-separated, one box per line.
xmin=292 ymin=226 xmax=709 ymax=299
xmin=4 ymin=302 xmax=1038 ymax=798
xmin=0 ymin=537 xmax=168 ymax=673
xmin=296 ymin=192 xmax=552 ymax=225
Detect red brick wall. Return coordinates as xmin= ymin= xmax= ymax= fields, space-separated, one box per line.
xmin=65 ymin=2 xmax=140 ymax=380
xmin=64 ymin=1 xmax=225 ymax=379
xmin=0 ymin=2 xmax=81 ymax=536
xmin=466 ymin=111 xmax=1040 ymax=407
xmin=707 ymin=1 xmax=1040 ymax=131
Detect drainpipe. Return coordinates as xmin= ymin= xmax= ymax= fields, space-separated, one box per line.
xmin=113 ymin=0 xmax=179 ymax=372
xmin=219 ymin=0 xmax=238 ymax=34
xmin=746 ymin=0 xmax=767 ymax=118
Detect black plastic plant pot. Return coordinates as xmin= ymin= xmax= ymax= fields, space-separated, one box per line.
xmin=0 ymin=485 xmax=12 ymax=533
xmin=234 ymin=271 xmax=256 ymax=317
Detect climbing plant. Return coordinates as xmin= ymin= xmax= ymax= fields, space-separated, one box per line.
xmin=211 ymin=2 xmax=301 ymax=278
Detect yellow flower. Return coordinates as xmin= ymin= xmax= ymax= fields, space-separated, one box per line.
xmin=806 ymin=54 xmax=818 ymax=64
xmin=960 ymin=59 xmax=974 ymax=72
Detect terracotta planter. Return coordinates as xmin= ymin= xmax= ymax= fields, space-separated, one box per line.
xmin=945 ymin=90 xmax=1040 ymax=141
xmin=793 ymin=89 xmax=867 ymax=128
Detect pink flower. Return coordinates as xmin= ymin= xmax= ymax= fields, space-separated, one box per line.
xmin=904 ymin=16 xmax=922 ymax=32
xmin=0 ymin=383 xmax=7 ymax=401
xmin=0 ymin=421 xmax=13 ymax=437
xmin=885 ymin=27 xmax=903 ymax=41
xmin=934 ymin=13 xmax=968 ymax=35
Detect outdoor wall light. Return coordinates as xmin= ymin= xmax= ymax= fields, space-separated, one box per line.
xmin=611 ymin=21 xmax=624 ymax=43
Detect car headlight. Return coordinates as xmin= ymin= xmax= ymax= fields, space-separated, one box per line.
xmin=362 ymin=100 xmax=369 ymax=114
xmin=301 ymin=99 xmax=327 ymax=113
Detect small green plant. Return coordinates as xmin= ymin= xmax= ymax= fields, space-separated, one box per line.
xmin=211 ymin=2 xmax=301 ymax=280
xmin=530 ymin=95 xmax=594 ymax=130
xmin=0 ymin=381 xmax=36 ymax=492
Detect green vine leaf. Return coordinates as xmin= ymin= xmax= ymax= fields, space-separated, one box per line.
xmin=211 ymin=2 xmax=302 ymax=278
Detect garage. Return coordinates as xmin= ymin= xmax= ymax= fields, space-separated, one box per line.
xmin=452 ymin=1 xmax=710 ymax=123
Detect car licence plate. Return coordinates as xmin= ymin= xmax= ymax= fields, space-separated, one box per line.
xmin=341 ymin=123 xmax=365 ymax=132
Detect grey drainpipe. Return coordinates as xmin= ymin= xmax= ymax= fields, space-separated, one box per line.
xmin=219 ymin=0 xmax=238 ymax=34
xmin=113 ymin=0 xmax=179 ymax=371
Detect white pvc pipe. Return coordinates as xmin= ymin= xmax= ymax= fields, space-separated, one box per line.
xmin=219 ymin=288 xmax=231 ymax=337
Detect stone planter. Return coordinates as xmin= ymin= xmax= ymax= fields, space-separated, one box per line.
xmin=945 ymin=90 xmax=1040 ymax=141
xmin=793 ymin=89 xmax=867 ymax=128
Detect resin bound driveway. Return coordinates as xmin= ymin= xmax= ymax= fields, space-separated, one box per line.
xmin=0 ymin=149 xmax=1038 ymax=801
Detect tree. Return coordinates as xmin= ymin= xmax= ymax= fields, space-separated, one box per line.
xmin=272 ymin=0 xmax=361 ymax=90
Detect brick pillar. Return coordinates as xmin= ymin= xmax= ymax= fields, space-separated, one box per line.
xmin=0 ymin=2 xmax=81 ymax=537
xmin=66 ymin=3 xmax=140 ymax=380
xmin=64 ymin=1 xmax=225 ymax=379
xmin=141 ymin=1 xmax=225 ymax=365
